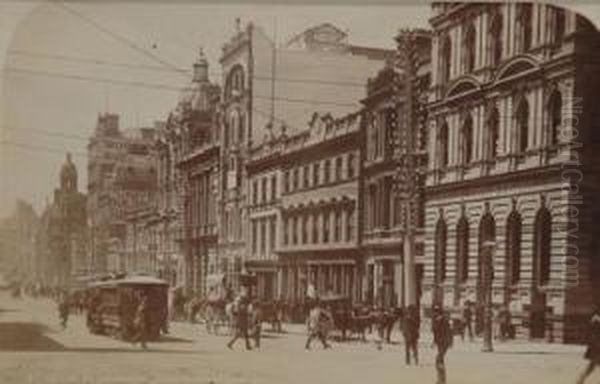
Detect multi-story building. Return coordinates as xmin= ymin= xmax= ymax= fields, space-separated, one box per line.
xmin=278 ymin=113 xmax=362 ymax=302
xmin=0 ymin=200 xmax=38 ymax=282
xmin=124 ymin=205 xmax=159 ymax=275
xmin=87 ymin=114 xmax=157 ymax=274
xmin=423 ymin=2 xmax=600 ymax=342
xmin=361 ymin=31 xmax=431 ymax=307
xmin=36 ymin=154 xmax=87 ymax=285
xmin=174 ymin=51 xmax=222 ymax=295
xmin=218 ymin=20 xmax=391 ymax=290
xmin=245 ymin=134 xmax=284 ymax=300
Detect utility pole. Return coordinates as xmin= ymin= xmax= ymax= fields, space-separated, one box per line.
xmin=394 ymin=29 xmax=420 ymax=307
xmin=482 ymin=240 xmax=495 ymax=352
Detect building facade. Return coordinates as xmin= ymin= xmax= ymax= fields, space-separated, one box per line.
xmin=217 ymin=20 xmax=391 ymax=290
xmin=423 ymin=2 xmax=600 ymax=343
xmin=278 ymin=113 xmax=362 ymax=303
xmin=87 ymin=114 xmax=158 ymax=274
xmin=246 ymin=134 xmax=284 ymax=300
xmin=36 ymin=154 xmax=87 ymax=286
xmin=175 ymin=51 xmax=222 ymax=295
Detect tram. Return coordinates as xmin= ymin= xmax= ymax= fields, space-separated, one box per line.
xmin=86 ymin=275 xmax=169 ymax=341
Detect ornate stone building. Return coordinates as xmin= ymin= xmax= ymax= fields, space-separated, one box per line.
xmin=173 ymin=51 xmax=221 ymax=295
xmin=360 ymin=29 xmax=431 ymax=309
xmin=423 ymin=2 xmax=600 ymax=343
xmin=36 ymin=154 xmax=87 ymax=285
xmin=278 ymin=113 xmax=362 ymax=303
xmin=87 ymin=114 xmax=157 ymax=274
xmin=218 ymin=20 xmax=391 ymax=290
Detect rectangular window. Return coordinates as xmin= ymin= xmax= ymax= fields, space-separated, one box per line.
xmin=313 ymin=163 xmax=320 ymax=186
xmin=292 ymin=216 xmax=298 ymax=245
xmin=293 ymin=168 xmax=299 ymax=191
xmin=271 ymin=175 xmax=277 ymax=201
xmin=347 ymin=209 xmax=355 ymax=241
xmin=323 ymin=211 xmax=330 ymax=243
xmin=334 ymin=209 xmax=342 ymax=242
xmin=283 ymin=216 xmax=289 ymax=245
xmin=335 ymin=157 xmax=343 ymax=181
xmin=284 ymin=171 xmax=290 ymax=193
xmin=347 ymin=153 xmax=355 ymax=178
xmin=252 ymin=221 xmax=257 ymax=254
xmin=270 ymin=217 xmax=276 ymax=249
xmin=324 ymin=160 xmax=331 ymax=184
xmin=303 ymin=165 xmax=310 ymax=189
xmin=312 ymin=214 xmax=319 ymax=243
xmin=252 ymin=181 xmax=258 ymax=205
xmin=261 ymin=177 xmax=267 ymax=204
xmin=260 ymin=219 xmax=266 ymax=255
xmin=302 ymin=215 xmax=308 ymax=244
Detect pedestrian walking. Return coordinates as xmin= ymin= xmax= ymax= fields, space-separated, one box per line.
xmin=432 ymin=305 xmax=453 ymax=384
xmin=58 ymin=292 xmax=70 ymax=329
xmin=305 ymin=300 xmax=332 ymax=350
xmin=462 ymin=300 xmax=474 ymax=341
xmin=576 ymin=306 xmax=600 ymax=384
xmin=402 ymin=304 xmax=420 ymax=365
xmin=248 ymin=300 xmax=262 ymax=349
xmin=132 ymin=292 xmax=150 ymax=350
xmin=227 ymin=297 xmax=252 ymax=350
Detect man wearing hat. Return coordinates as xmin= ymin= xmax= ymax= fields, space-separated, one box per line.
xmin=432 ymin=304 xmax=453 ymax=384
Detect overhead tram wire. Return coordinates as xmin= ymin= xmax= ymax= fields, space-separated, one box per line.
xmin=6 ymin=67 xmax=361 ymax=109
xmin=51 ymin=1 xmax=189 ymax=79
xmin=8 ymin=50 xmax=366 ymax=88
xmin=8 ymin=50 xmax=192 ymax=75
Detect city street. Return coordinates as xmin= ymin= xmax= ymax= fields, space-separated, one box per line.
xmin=0 ymin=291 xmax=595 ymax=384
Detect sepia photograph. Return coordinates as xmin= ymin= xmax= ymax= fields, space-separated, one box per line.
xmin=0 ymin=1 xmax=599 ymax=383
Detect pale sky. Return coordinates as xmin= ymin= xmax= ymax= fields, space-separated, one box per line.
xmin=0 ymin=1 xmax=599 ymax=218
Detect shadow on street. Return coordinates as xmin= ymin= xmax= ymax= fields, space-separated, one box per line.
xmin=0 ymin=321 xmax=205 ymax=354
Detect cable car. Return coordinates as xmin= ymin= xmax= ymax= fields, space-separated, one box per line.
xmin=86 ymin=275 xmax=169 ymax=341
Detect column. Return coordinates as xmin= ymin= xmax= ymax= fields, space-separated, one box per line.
xmin=532 ymin=4 xmax=540 ymax=48
xmin=480 ymin=11 xmax=487 ymax=69
xmin=432 ymin=35 xmax=439 ymax=87
xmin=475 ymin=104 xmax=483 ymax=161
xmin=539 ymin=4 xmax=548 ymax=47
xmin=453 ymin=27 xmax=460 ymax=79
xmin=504 ymin=3 xmax=512 ymax=58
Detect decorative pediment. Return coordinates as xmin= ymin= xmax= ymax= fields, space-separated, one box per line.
xmin=445 ymin=76 xmax=480 ymax=99
xmin=495 ymin=55 xmax=539 ymax=82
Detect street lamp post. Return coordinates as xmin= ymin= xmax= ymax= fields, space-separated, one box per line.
xmin=482 ymin=240 xmax=495 ymax=352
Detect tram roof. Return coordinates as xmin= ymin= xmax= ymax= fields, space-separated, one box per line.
xmin=88 ymin=275 xmax=169 ymax=288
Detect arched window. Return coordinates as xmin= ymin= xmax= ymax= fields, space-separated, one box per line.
xmin=505 ymin=210 xmax=522 ymax=285
xmin=462 ymin=114 xmax=474 ymax=164
xmin=489 ymin=11 xmax=503 ymax=66
xmin=463 ymin=23 xmax=476 ymax=73
xmin=516 ymin=98 xmax=530 ymax=153
xmin=456 ymin=216 xmax=469 ymax=284
xmin=439 ymin=122 xmax=449 ymax=167
xmin=434 ymin=217 xmax=447 ymax=283
xmin=238 ymin=112 xmax=245 ymax=143
xmin=229 ymin=111 xmax=239 ymax=145
xmin=440 ymin=35 xmax=452 ymax=84
xmin=225 ymin=65 xmax=245 ymax=100
xmin=478 ymin=211 xmax=496 ymax=283
xmin=488 ymin=107 xmax=499 ymax=159
xmin=517 ymin=4 xmax=533 ymax=53
xmin=548 ymin=90 xmax=562 ymax=146
xmin=533 ymin=206 xmax=552 ymax=286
